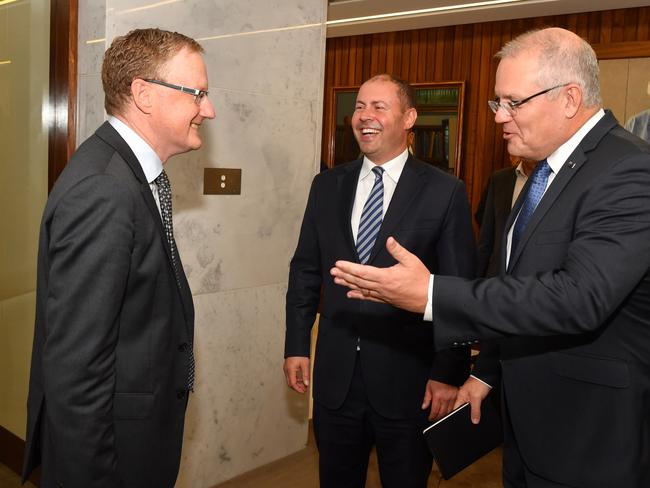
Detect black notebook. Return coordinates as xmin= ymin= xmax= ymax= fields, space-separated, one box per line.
xmin=423 ymin=396 xmax=503 ymax=479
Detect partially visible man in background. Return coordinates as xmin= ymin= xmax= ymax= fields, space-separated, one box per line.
xmin=475 ymin=155 xmax=536 ymax=277
xmin=23 ymin=28 xmax=215 ymax=488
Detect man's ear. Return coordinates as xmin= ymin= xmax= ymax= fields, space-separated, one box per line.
xmin=403 ymin=107 xmax=418 ymax=130
xmin=131 ymin=78 xmax=153 ymax=114
xmin=563 ymin=84 xmax=582 ymax=119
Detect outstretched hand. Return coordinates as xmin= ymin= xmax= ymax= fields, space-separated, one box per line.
xmin=330 ymin=237 xmax=431 ymax=314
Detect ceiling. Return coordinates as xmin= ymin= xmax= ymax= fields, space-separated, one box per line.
xmin=327 ymin=0 xmax=650 ymax=37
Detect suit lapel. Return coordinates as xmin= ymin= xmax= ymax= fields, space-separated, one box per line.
xmin=506 ymin=111 xmax=619 ymax=272
xmin=338 ymin=160 xmax=363 ymax=258
xmin=95 ymin=122 xmax=193 ymax=324
xmin=95 ymin=123 xmax=173 ymax=261
xmin=507 ymin=155 xmax=586 ymax=271
xmin=367 ymin=155 xmax=426 ymax=264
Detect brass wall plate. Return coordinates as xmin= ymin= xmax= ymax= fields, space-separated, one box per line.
xmin=204 ymin=168 xmax=242 ymax=195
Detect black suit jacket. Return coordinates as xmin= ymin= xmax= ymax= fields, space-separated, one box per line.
xmin=286 ymin=155 xmax=475 ymax=419
xmin=433 ymin=112 xmax=650 ymax=487
xmin=476 ymin=167 xmax=517 ymax=278
xmin=23 ymin=122 xmax=194 ymax=488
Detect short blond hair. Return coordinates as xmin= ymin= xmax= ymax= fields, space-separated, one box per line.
xmin=102 ymin=28 xmax=203 ymax=115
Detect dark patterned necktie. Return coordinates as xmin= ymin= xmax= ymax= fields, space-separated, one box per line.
xmin=511 ymin=159 xmax=552 ymax=257
xmin=357 ymin=166 xmax=385 ymax=264
xmin=155 ymin=170 xmax=195 ymax=392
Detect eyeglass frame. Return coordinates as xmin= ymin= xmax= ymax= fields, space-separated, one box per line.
xmin=488 ymin=83 xmax=570 ymax=117
xmin=143 ymin=78 xmax=209 ymax=104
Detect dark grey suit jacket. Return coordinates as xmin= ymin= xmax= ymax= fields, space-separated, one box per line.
xmin=23 ymin=122 xmax=194 ymax=488
xmin=433 ymin=111 xmax=650 ymax=487
xmin=286 ymin=155 xmax=476 ymax=420
xmin=476 ymin=166 xmax=517 ymax=278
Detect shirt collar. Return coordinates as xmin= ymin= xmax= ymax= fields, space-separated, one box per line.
xmin=360 ymin=149 xmax=409 ymax=184
xmin=108 ymin=116 xmax=163 ymax=184
xmin=515 ymin=162 xmax=527 ymax=178
xmin=545 ymin=109 xmax=605 ymax=175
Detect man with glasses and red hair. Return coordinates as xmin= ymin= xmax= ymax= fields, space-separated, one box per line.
xmin=333 ymin=27 xmax=650 ymax=487
xmin=23 ymin=28 xmax=215 ymax=488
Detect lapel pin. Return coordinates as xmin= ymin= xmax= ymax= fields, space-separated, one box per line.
xmin=567 ymin=161 xmax=576 ymax=168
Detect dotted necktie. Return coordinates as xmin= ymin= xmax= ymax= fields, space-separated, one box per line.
xmin=511 ymin=159 xmax=552 ymax=257
xmin=155 ymin=170 xmax=195 ymax=392
xmin=357 ymin=167 xmax=385 ymax=264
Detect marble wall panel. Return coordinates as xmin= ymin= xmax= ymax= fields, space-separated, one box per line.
xmin=167 ymin=89 xmax=319 ymax=294
xmin=76 ymin=0 xmax=106 ymax=146
xmin=106 ymin=0 xmax=322 ymax=41
xmin=176 ymin=285 xmax=308 ymax=486
xmin=76 ymin=73 xmax=106 ymax=145
xmin=199 ymin=26 xmax=324 ymax=101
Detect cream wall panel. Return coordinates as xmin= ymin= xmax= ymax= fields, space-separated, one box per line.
xmin=0 ymin=0 xmax=49 ymax=439
xmin=599 ymin=58 xmax=629 ymax=125
xmin=624 ymin=57 xmax=650 ymax=125
xmin=0 ymin=293 xmax=36 ymax=438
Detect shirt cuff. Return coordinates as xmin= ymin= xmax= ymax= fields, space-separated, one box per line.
xmin=470 ymin=374 xmax=493 ymax=389
xmin=423 ymin=274 xmax=434 ymax=322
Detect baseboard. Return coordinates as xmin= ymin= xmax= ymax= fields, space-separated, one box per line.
xmin=0 ymin=424 xmax=40 ymax=486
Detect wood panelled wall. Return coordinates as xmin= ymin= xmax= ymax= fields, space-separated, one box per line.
xmin=323 ymin=6 xmax=650 ymax=217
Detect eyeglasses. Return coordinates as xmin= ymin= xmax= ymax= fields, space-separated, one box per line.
xmin=488 ymin=83 xmax=569 ymax=117
xmin=143 ymin=79 xmax=209 ymax=104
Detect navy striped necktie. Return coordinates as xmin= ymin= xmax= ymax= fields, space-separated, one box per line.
xmin=357 ymin=166 xmax=385 ymax=264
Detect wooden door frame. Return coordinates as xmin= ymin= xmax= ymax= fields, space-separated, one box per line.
xmin=49 ymin=0 xmax=78 ymax=191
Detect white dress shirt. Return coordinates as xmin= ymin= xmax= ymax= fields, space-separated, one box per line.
xmin=108 ymin=116 xmax=164 ymax=217
xmin=352 ymin=149 xmax=408 ymax=350
xmin=350 ymin=149 xmax=408 ymax=243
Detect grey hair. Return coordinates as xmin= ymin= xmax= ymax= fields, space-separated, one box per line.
xmin=496 ymin=28 xmax=602 ymax=108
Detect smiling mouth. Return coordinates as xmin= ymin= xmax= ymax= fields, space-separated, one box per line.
xmin=360 ymin=127 xmax=380 ymax=135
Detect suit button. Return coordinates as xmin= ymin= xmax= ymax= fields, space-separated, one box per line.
xmin=453 ymin=342 xmax=458 ymax=346
xmin=178 ymin=343 xmax=188 ymax=352
xmin=177 ymin=389 xmax=186 ymax=399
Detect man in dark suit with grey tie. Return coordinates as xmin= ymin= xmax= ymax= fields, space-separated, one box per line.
xmin=332 ymin=28 xmax=650 ymax=487
xmin=23 ymin=28 xmax=215 ymax=487
xmin=283 ymin=74 xmax=476 ymax=488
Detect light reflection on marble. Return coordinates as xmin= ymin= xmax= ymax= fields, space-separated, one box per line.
xmin=107 ymin=0 xmax=323 ymax=40
xmin=100 ymin=0 xmax=326 ymax=486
